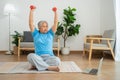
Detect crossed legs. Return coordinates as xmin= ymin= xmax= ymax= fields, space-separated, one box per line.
xmin=27 ymin=53 xmax=61 ymax=71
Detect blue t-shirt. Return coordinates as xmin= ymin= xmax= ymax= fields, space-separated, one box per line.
xmin=32 ymin=28 xmax=55 ymax=56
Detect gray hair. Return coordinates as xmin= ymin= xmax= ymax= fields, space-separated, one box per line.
xmin=37 ymin=20 xmax=48 ymax=28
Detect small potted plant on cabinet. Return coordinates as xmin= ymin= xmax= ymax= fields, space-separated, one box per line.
xmin=56 ymin=6 xmax=81 ymax=55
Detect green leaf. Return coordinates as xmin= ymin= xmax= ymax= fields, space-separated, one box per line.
xmin=55 ymin=23 xmax=64 ymax=36
xmin=12 ymin=31 xmax=22 ymax=46
xmin=72 ymin=8 xmax=76 ymax=11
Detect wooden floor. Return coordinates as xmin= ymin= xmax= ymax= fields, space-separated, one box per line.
xmin=0 ymin=52 xmax=120 ymax=80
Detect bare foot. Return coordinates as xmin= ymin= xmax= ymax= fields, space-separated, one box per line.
xmin=47 ymin=66 xmax=60 ymax=72
xmin=29 ymin=66 xmax=37 ymax=70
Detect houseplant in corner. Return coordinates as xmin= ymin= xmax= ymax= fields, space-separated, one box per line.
xmin=11 ymin=31 xmax=22 ymax=54
xmin=55 ymin=6 xmax=80 ymax=55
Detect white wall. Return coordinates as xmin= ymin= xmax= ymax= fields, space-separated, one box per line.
xmin=100 ymin=0 xmax=116 ymax=33
xmin=0 ymin=0 xmax=101 ymax=51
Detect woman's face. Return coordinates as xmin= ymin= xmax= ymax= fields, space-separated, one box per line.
xmin=39 ymin=22 xmax=48 ymax=33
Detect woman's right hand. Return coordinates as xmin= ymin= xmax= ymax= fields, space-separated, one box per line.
xmin=30 ymin=5 xmax=36 ymax=10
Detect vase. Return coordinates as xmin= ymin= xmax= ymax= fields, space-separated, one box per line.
xmin=61 ymin=47 xmax=70 ymax=55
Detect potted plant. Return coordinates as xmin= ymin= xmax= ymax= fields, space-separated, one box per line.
xmin=11 ymin=31 xmax=22 ymax=54
xmin=55 ymin=6 xmax=81 ymax=55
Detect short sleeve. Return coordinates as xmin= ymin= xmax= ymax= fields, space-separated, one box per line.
xmin=32 ymin=28 xmax=38 ymax=37
xmin=48 ymin=29 xmax=55 ymax=36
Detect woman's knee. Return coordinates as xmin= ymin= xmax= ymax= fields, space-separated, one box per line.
xmin=47 ymin=56 xmax=61 ymax=66
xmin=27 ymin=53 xmax=36 ymax=60
xmin=55 ymin=57 xmax=61 ymax=65
xmin=52 ymin=57 xmax=61 ymax=66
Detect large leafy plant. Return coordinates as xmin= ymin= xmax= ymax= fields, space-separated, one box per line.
xmin=56 ymin=6 xmax=80 ymax=47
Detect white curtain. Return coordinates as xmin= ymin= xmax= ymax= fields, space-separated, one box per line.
xmin=114 ymin=0 xmax=120 ymax=61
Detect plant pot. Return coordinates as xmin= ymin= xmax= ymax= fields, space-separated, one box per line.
xmin=13 ymin=46 xmax=18 ymax=55
xmin=61 ymin=47 xmax=70 ymax=55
